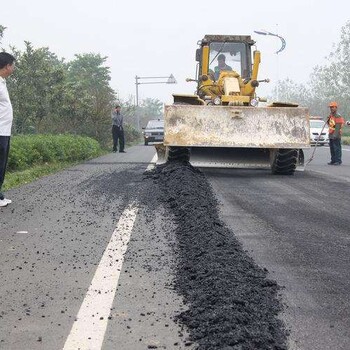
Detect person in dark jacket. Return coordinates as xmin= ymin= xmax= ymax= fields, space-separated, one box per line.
xmin=111 ymin=105 xmax=126 ymax=153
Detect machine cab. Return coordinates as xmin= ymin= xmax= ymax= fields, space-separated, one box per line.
xmin=194 ymin=35 xmax=259 ymax=105
xmin=197 ymin=35 xmax=254 ymax=82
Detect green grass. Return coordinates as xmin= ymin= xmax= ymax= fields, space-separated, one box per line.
xmin=3 ymin=148 xmax=108 ymax=191
xmin=2 ymin=134 xmax=108 ymax=191
xmin=3 ymin=161 xmax=82 ymax=191
xmin=3 ymin=134 xmax=142 ymax=192
xmin=342 ymin=129 xmax=350 ymax=137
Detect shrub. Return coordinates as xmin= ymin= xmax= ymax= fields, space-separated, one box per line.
xmin=8 ymin=134 xmax=102 ymax=171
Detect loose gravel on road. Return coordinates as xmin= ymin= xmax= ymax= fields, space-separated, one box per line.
xmin=146 ymin=160 xmax=288 ymax=350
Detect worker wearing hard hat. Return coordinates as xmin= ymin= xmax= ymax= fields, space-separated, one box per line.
xmin=327 ymin=101 xmax=345 ymax=165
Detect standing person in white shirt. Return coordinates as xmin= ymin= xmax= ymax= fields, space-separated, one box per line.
xmin=0 ymin=52 xmax=16 ymax=207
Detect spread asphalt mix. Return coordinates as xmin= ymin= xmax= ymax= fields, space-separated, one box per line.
xmin=0 ymin=151 xmax=288 ymax=349
xmin=145 ymin=160 xmax=288 ymax=350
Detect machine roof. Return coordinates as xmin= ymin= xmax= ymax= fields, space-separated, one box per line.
xmin=203 ymin=35 xmax=255 ymax=45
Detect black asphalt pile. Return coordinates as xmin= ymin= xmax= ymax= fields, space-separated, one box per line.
xmin=147 ymin=161 xmax=288 ymax=350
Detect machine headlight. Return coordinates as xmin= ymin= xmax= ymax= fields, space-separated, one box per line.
xmin=213 ymin=97 xmax=221 ymax=105
xmin=250 ymin=98 xmax=259 ymax=107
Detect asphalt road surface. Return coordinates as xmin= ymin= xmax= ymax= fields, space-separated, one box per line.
xmin=204 ymin=145 xmax=350 ymax=350
xmin=0 ymin=144 xmax=349 ymax=350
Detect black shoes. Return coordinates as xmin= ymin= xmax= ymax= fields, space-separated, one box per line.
xmin=119 ymin=150 xmax=126 ymax=153
xmin=328 ymin=161 xmax=342 ymax=165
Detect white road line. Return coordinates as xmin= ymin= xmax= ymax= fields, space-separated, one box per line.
xmin=63 ymin=204 xmax=138 ymax=350
xmin=146 ymin=154 xmax=158 ymax=171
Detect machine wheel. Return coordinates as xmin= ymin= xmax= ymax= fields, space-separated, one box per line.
xmin=167 ymin=147 xmax=190 ymax=162
xmin=271 ymin=149 xmax=298 ymax=175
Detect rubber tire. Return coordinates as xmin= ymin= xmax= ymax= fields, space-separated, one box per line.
xmin=271 ymin=149 xmax=298 ymax=175
xmin=167 ymin=146 xmax=190 ymax=162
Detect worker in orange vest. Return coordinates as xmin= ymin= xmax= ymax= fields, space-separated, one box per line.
xmin=327 ymin=101 xmax=345 ymax=165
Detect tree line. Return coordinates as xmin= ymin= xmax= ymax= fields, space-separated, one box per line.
xmin=0 ymin=26 xmax=163 ymax=147
xmin=273 ymin=21 xmax=350 ymax=119
xmin=4 ymin=20 xmax=348 ymax=144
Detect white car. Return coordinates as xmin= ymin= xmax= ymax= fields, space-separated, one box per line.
xmin=310 ymin=119 xmax=329 ymax=146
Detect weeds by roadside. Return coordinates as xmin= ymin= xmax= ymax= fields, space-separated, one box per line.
xmin=343 ymin=136 xmax=350 ymax=145
xmin=3 ymin=134 xmax=106 ymax=191
xmin=3 ymin=162 xmax=81 ymax=190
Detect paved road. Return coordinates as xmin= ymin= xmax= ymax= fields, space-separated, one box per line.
xmin=204 ymin=145 xmax=350 ymax=350
xmin=304 ymin=145 xmax=350 ymax=181
xmin=0 ymin=146 xmax=193 ymax=350
xmin=0 ymin=144 xmax=349 ymax=349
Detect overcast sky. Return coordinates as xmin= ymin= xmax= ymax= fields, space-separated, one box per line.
xmin=1 ymin=0 xmax=349 ymax=104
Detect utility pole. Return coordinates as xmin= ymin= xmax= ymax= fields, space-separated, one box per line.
xmin=254 ymin=29 xmax=286 ymax=101
xmin=134 ymin=74 xmax=177 ymax=130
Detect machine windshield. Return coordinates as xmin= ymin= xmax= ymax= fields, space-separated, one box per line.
xmin=209 ymin=42 xmax=249 ymax=80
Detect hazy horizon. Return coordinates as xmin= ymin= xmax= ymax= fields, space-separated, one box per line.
xmin=1 ymin=0 xmax=349 ymax=104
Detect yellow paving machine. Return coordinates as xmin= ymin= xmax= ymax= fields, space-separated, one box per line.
xmin=158 ymin=34 xmax=310 ymax=175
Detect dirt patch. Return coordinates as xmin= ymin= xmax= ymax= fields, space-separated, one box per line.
xmin=146 ymin=160 xmax=288 ymax=349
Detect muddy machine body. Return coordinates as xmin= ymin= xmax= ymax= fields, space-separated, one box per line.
xmin=160 ymin=35 xmax=310 ymax=175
